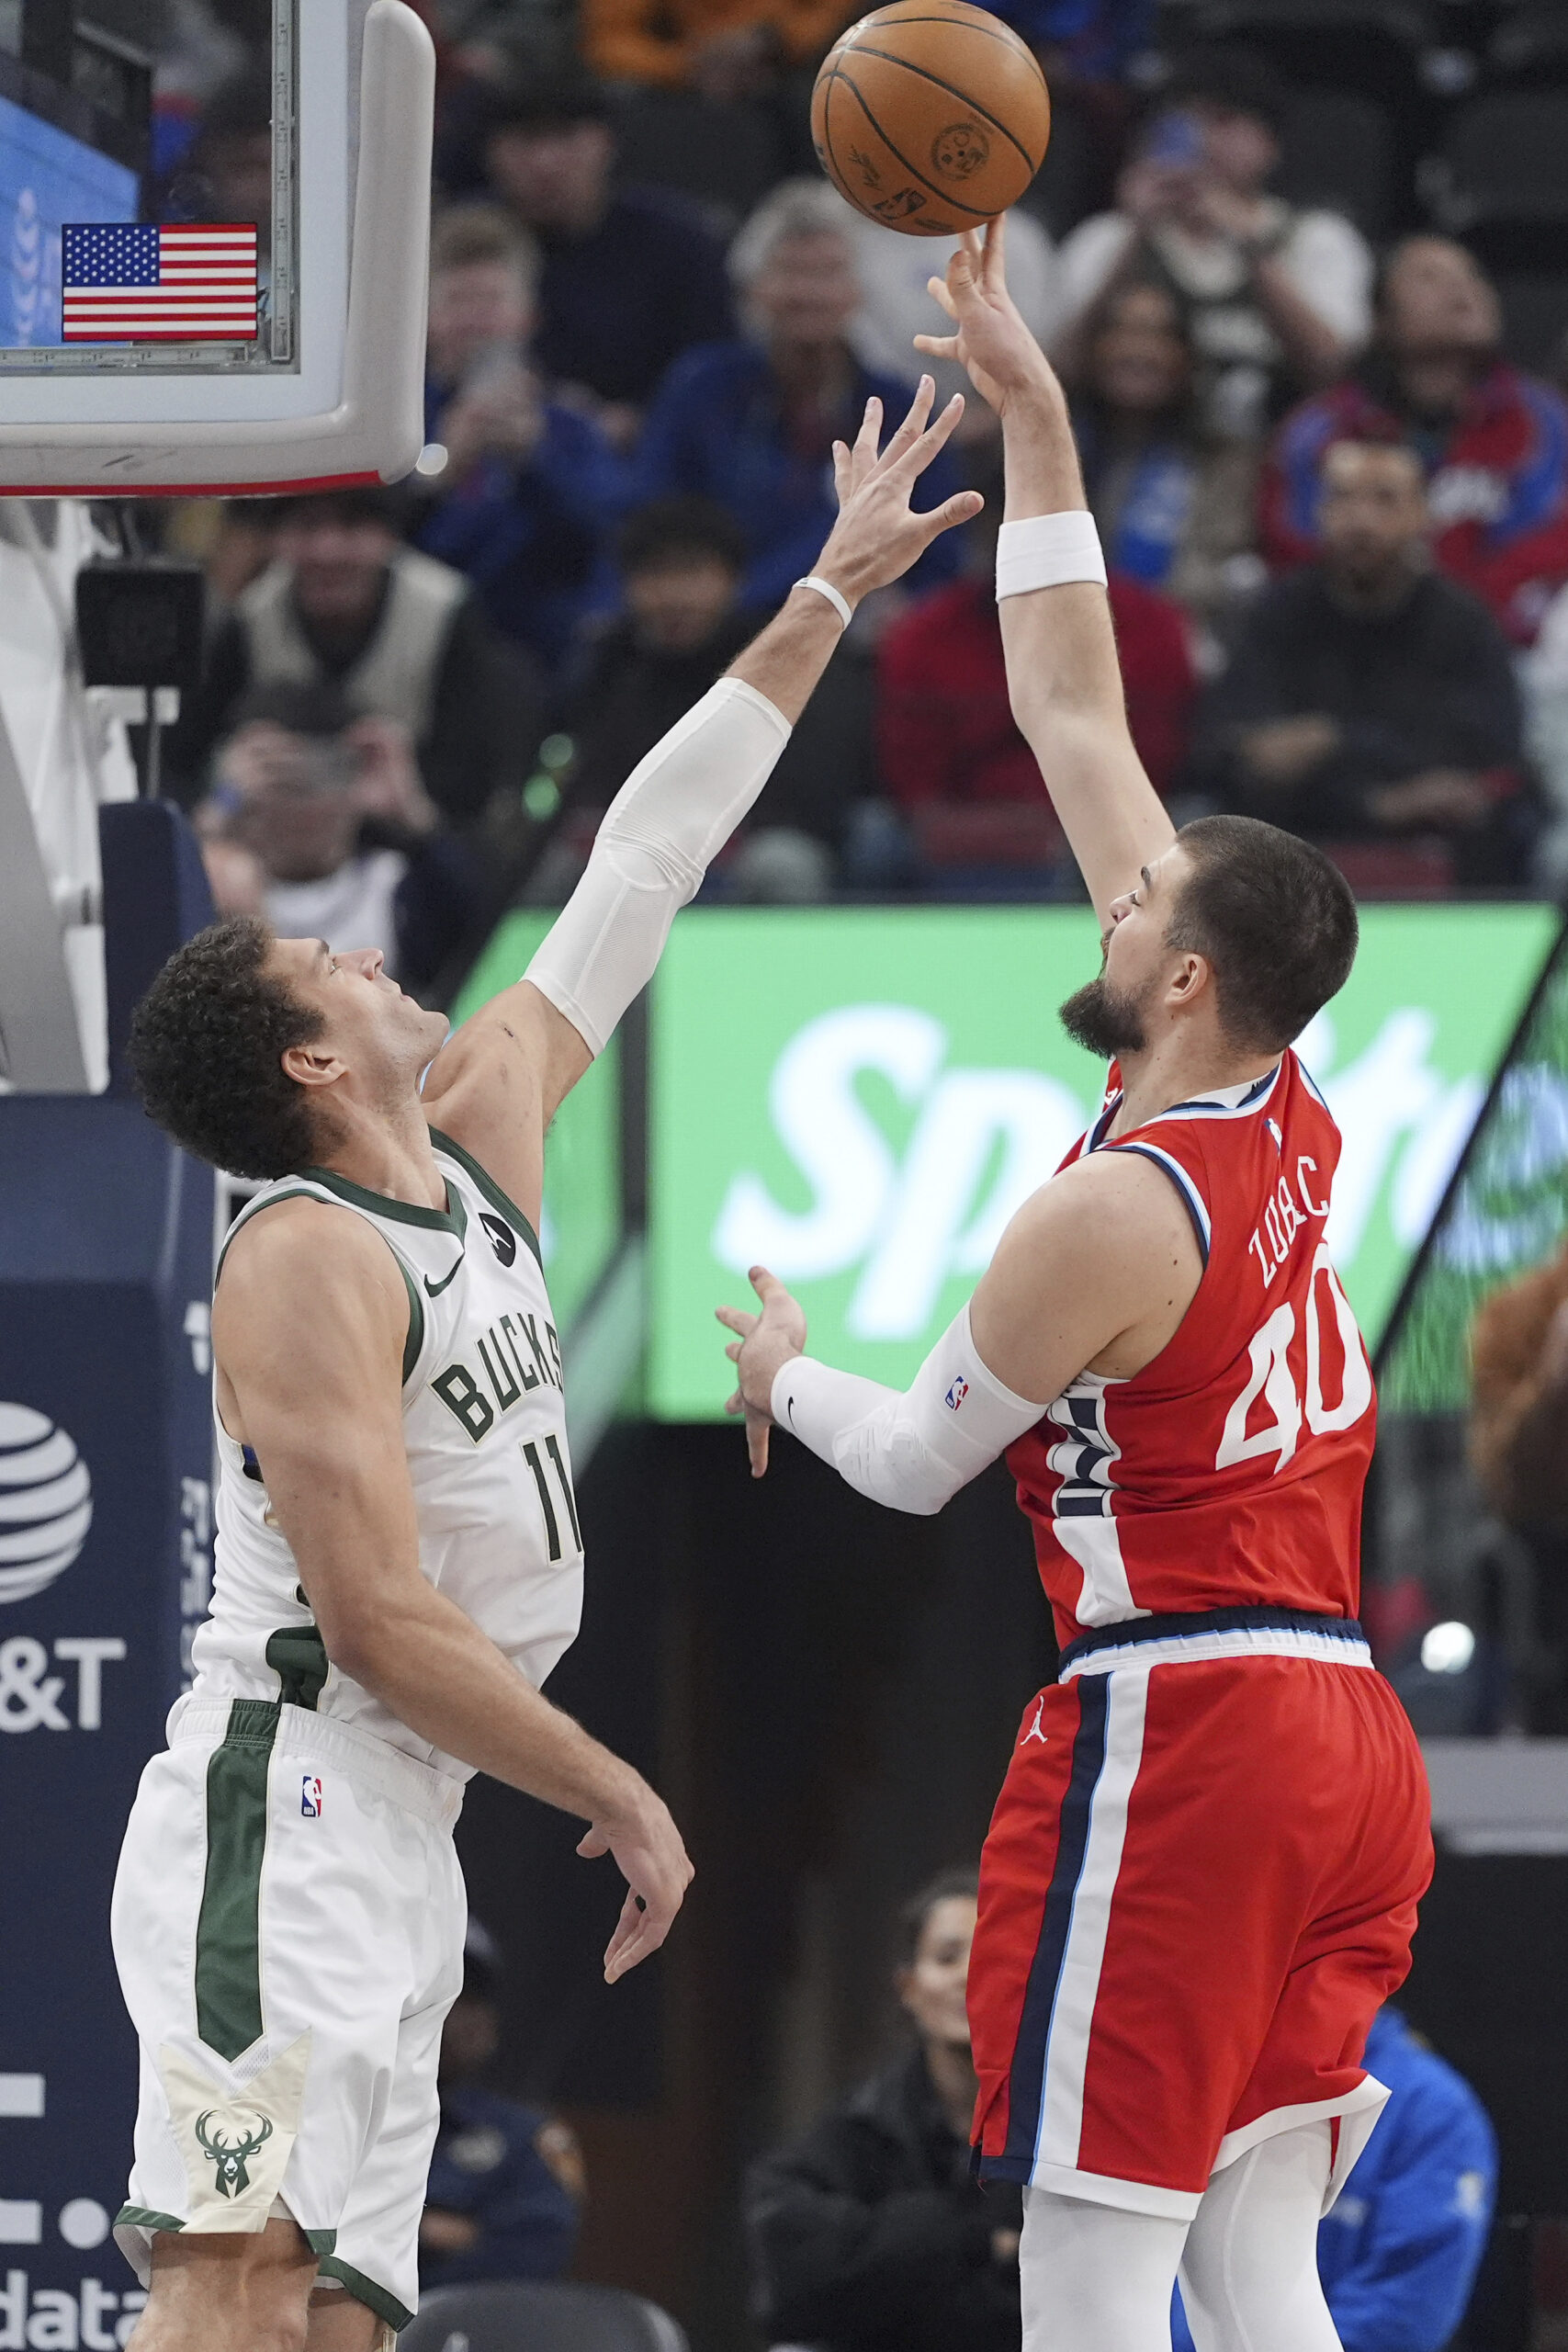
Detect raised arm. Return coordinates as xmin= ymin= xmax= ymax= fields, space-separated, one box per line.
xmin=916 ymin=220 xmax=1176 ymax=926
xmin=215 ymin=1200 xmax=692 ymax=1982
xmin=421 ymin=379 xmax=981 ymax=1220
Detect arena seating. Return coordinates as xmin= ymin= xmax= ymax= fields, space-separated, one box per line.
xmin=401 ymin=2281 xmax=690 ymax=2352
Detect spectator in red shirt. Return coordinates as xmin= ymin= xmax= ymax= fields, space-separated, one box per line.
xmin=1263 ymin=237 xmax=1568 ymax=647
xmin=874 ymin=447 xmax=1195 ymax=889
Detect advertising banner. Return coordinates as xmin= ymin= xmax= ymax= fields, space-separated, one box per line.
xmin=0 ymin=1102 xmax=213 ymax=2348
xmin=648 ymin=904 xmax=1558 ymax=1420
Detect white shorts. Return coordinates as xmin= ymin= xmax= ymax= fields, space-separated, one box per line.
xmin=111 ymin=1695 xmax=467 ymax=2333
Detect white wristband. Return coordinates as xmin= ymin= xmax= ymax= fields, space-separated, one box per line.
xmin=795 ymin=573 xmax=853 ymax=629
xmin=996 ymin=511 xmax=1108 ymax=600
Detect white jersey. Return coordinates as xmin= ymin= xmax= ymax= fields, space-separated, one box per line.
xmin=189 ymin=1128 xmax=583 ymax=1780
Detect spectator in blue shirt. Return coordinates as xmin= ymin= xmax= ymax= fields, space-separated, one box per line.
xmin=420 ymin=1922 xmax=584 ymax=2291
xmin=412 ymin=204 xmax=629 ymax=673
xmin=984 ymin=0 xmax=1152 ymax=85
xmin=1173 ymin=2007 xmax=1496 ymax=2352
xmin=468 ymin=74 xmax=736 ymax=445
xmin=635 ymin=179 xmax=964 ymax=616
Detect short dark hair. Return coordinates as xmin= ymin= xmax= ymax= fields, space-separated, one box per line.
xmin=430 ymin=200 xmax=539 ymax=286
xmin=129 ymin=917 xmax=324 ymax=1179
xmin=1320 ymin=434 xmax=1426 ymax=492
xmin=895 ymin=1866 xmax=980 ymax=1968
xmin=476 ymin=74 xmax=612 ymax=140
xmin=1164 ymin=45 xmax=1287 ymax=133
xmin=269 ymin=484 xmax=412 ymax=533
xmin=1168 ymin=816 xmax=1358 ymax=1053
xmin=617 ymin=495 xmax=747 ymax=578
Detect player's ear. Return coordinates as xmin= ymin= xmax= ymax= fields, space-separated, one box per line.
xmin=1168 ymin=953 xmax=1211 ymax=1008
xmin=281 ymin=1042 xmax=347 ymax=1091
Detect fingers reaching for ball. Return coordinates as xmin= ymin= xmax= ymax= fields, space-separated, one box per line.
xmin=914 ymin=216 xmax=1055 ymax=416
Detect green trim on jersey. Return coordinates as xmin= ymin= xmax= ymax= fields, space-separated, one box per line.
xmin=265 ymin=1624 xmax=329 ymax=1711
xmin=216 ymin=1183 xmax=426 ymax=1393
xmin=427 ymin=1127 xmax=544 ymax=1271
xmin=214 ymin=1185 xmax=323 ymax=1282
xmin=394 ymin=1254 xmax=425 ymax=1383
xmin=300 ymin=1164 xmax=468 ymax=1240
xmin=305 ymin=2229 xmax=338 ymax=2256
xmin=194 ymin=1698 xmax=278 ymax=2063
xmin=316 ymin=2254 xmax=413 ymax=2332
xmin=118 ymin=2205 xmax=186 ymax=2233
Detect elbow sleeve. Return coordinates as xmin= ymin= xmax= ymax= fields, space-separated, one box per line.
xmin=525 ymin=677 xmax=790 ymax=1056
xmin=772 ymin=1306 xmax=1044 ymax=1515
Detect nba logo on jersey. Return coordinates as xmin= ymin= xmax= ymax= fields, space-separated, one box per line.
xmin=300 ymin=1775 xmax=323 ymax=1818
xmin=945 ymin=1376 xmax=969 ymax=1412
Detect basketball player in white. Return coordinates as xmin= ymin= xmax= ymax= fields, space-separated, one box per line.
xmin=116 ymin=382 xmax=980 ymax=2352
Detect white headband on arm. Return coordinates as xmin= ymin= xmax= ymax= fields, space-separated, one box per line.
xmin=995 ymin=511 xmax=1108 ymax=601
xmin=771 ymin=1303 xmax=1044 ymax=1517
xmin=525 ymin=675 xmax=790 ymax=1057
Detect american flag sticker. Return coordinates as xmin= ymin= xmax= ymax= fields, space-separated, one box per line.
xmin=62 ymin=221 xmax=258 ymax=343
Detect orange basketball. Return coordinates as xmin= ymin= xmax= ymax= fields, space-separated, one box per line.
xmin=811 ymin=0 xmax=1051 ymax=237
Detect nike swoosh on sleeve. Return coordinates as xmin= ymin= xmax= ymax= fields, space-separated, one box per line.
xmin=423 ymin=1259 xmax=462 ymax=1296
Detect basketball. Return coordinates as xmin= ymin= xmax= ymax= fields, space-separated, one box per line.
xmin=811 ymin=0 xmax=1051 ymax=238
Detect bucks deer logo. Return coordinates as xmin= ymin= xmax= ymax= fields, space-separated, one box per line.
xmin=196 ymin=2109 xmax=273 ymax=2198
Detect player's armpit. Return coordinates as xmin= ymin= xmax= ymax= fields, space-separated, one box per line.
xmin=422 ymin=976 xmax=591 ymax=1232
xmin=968 ymin=1148 xmax=1205 ymax=1405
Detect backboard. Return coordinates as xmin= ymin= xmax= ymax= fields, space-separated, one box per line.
xmin=0 ymin=0 xmax=434 ymax=492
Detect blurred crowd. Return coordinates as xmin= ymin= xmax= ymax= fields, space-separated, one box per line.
xmin=139 ymin=0 xmax=1568 ymax=1000
xmin=744 ymin=1871 xmax=1497 ymax=2352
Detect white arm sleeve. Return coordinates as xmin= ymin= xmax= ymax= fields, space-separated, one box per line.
xmin=770 ymin=1305 xmax=1045 ymax=1516
xmin=524 ymin=675 xmax=791 ymax=1056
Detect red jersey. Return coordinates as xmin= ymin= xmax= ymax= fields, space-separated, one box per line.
xmin=1008 ymin=1050 xmax=1375 ymax=1647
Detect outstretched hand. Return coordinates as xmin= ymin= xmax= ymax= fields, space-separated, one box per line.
xmin=810 ymin=376 xmax=984 ymax=609
xmin=915 ymin=216 xmax=1057 ymax=418
xmin=577 ymin=1786 xmax=694 ymax=1983
xmin=716 ymin=1266 xmax=808 ymax=1477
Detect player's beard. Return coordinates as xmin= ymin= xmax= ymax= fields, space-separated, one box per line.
xmin=1058 ymin=970 xmax=1154 ymax=1058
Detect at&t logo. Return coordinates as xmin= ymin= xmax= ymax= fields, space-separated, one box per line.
xmin=0 ymin=1406 xmax=92 ymax=1605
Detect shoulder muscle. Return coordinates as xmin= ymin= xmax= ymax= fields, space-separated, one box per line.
xmin=970 ymin=1148 xmax=1204 ymax=1402
xmin=419 ymin=980 xmax=587 ymax=1228
xmin=215 ymin=1198 xmax=408 ymax=1414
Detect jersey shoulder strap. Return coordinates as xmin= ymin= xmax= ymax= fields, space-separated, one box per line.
xmin=214 ymin=1176 xmax=425 ymax=1388
xmin=425 ymin=1127 xmax=544 ymax=1272
xmin=1089 ymin=1062 xmax=1289 ymax=1271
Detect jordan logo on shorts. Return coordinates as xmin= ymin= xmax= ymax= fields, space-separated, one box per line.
xmin=1021 ymin=1698 xmax=1048 ymax=1746
xmin=301 ymin=1774 xmax=323 ymax=1817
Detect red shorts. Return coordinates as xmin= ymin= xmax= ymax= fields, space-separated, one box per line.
xmin=969 ymin=1621 xmax=1432 ymax=2219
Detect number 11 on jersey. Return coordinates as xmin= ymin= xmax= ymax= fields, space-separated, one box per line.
xmin=522 ymin=1437 xmax=581 ymax=1561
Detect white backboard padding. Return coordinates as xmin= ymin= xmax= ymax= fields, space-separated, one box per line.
xmin=0 ymin=503 xmax=138 ymax=1093
xmin=0 ymin=0 xmax=435 ymax=494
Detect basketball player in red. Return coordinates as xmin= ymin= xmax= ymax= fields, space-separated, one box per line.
xmin=718 ymin=222 xmax=1432 ymax=2352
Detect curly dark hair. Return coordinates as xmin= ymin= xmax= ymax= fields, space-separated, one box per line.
xmin=128 ymin=917 xmax=325 ymax=1178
